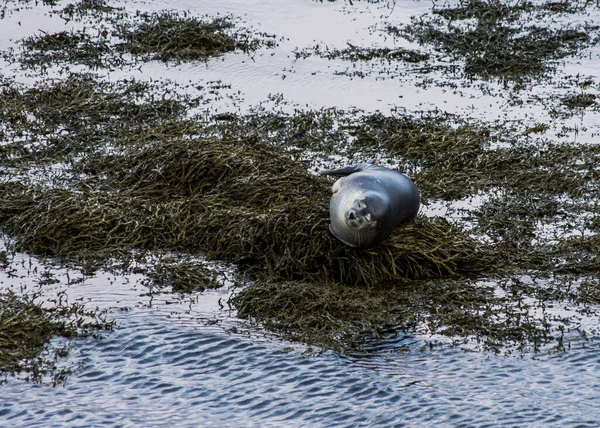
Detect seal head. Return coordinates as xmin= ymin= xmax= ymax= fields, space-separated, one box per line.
xmin=319 ymin=161 xmax=420 ymax=249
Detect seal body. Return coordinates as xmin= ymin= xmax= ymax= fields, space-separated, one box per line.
xmin=319 ymin=162 xmax=420 ymax=249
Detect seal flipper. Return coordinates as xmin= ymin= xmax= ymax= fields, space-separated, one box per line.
xmin=317 ymin=158 xmax=378 ymax=177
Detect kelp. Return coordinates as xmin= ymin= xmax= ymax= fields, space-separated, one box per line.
xmin=2 ymin=135 xmax=485 ymax=285
xmin=562 ymin=93 xmax=597 ymax=109
xmin=350 ymin=112 xmax=600 ymax=200
xmin=389 ymin=0 xmax=600 ymax=80
xmin=116 ymin=11 xmax=276 ymax=61
xmin=20 ymin=29 xmax=115 ymax=68
xmin=1 ymin=67 xmax=599 ymax=354
xmin=0 ymin=290 xmax=113 ymax=385
xmin=1 ymin=0 xmax=59 ymax=19
xmin=3 ymin=6 xmax=276 ymax=69
xmin=143 ymin=256 xmax=223 ymax=293
xmin=294 ymin=43 xmax=429 ymax=63
xmin=233 ymin=277 xmax=557 ymax=353
xmin=117 ymin=13 xmax=237 ymax=60
xmin=0 ymin=73 xmax=196 ymax=164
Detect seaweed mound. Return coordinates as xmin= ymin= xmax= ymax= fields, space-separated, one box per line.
xmin=118 ymin=13 xmax=237 ymax=60
xmin=4 ymin=71 xmax=592 ymax=354
xmin=117 ymin=12 xmax=275 ymax=61
xmin=3 ymin=135 xmax=484 ymax=285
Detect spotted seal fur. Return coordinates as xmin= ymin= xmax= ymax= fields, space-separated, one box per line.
xmin=318 ymin=161 xmax=420 ymax=249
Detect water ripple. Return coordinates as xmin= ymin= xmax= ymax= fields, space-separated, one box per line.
xmin=2 ymin=317 xmax=600 ymax=427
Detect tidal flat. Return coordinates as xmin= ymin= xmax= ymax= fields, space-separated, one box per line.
xmin=1 ymin=0 xmax=600 ymax=426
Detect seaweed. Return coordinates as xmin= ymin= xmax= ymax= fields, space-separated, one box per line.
xmin=233 ymin=277 xmax=557 ymax=353
xmin=116 ymin=12 xmax=236 ymax=60
xmin=350 ymin=112 xmax=600 ymax=200
xmin=294 ymin=43 xmax=429 ymax=63
xmin=389 ymin=0 xmax=600 ymax=80
xmin=0 ymin=290 xmax=113 ymax=385
xmin=20 ymin=29 xmax=118 ymax=68
xmin=562 ymin=93 xmax=597 ymax=109
xmin=4 ymin=6 xmax=276 ymax=69
xmin=143 ymin=256 xmax=223 ymax=293
xmin=59 ymin=0 xmax=120 ymax=20
xmin=116 ymin=12 xmax=276 ymax=61
xmin=0 ymin=73 xmax=196 ymax=164
xmin=2 ymin=134 xmax=485 ymax=285
xmin=1 ymin=65 xmax=599 ymax=355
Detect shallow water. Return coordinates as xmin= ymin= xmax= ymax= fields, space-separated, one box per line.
xmin=2 ymin=0 xmax=600 ymax=426
xmin=2 ymin=264 xmax=600 ymax=427
xmin=2 ymin=270 xmax=600 ymax=427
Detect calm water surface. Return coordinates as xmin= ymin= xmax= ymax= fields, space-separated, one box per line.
xmin=2 ymin=0 xmax=600 ymax=426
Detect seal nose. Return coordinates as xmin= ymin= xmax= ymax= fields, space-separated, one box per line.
xmin=347 ymin=211 xmax=356 ymax=220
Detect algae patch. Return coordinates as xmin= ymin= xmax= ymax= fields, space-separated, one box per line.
xmin=0 ymin=289 xmax=113 ymax=385
xmin=116 ymin=12 xmax=276 ymax=61
xmin=388 ymin=0 xmax=600 ymax=80
xmin=233 ymin=277 xmax=565 ymax=353
xmin=3 ymin=4 xmax=277 ymax=69
xmin=1 ymin=70 xmax=599 ymax=353
xmin=562 ymin=93 xmax=597 ymax=109
xmin=143 ymin=256 xmax=224 ymax=293
xmin=1 ymin=138 xmax=483 ymax=286
xmin=20 ymin=29 xmax=119 ymax=69
xmin=293 ymin=43 xmax=429 ymax=63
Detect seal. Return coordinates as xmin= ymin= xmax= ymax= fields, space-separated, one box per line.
xmin=318 ymin=160 xmax=420 ymax=249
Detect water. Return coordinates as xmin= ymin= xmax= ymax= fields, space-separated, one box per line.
xmin=2 ymin=266 xmax=600 ymax=427
xmin=2 ymin=0 xmax=600 ymax=426
xmin=2 ymin=277 xmax=600 ymax=426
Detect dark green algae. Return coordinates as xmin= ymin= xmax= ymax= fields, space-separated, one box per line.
xmin=1 ymin=0 xmax=600 ymax=362
xmin=0 ymin=288 xmax=113 ymax=385
xmin=2 ymin=73 xmax=600 ymax=354
xmin=116 ymin=11 xmax=277 ymax=62
xmin=3 ymin=3 xmax=277 ymax=70
xmin=302 ymin=0 xmax=600 ymax=84
xmin=293 ymin=43 xmax=429 ymax=64
xmin=391 ymin=0 xmax=600 ymax=81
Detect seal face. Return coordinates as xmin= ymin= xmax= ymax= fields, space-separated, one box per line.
xmin=319 ymin=161 xmax=420 ymax=249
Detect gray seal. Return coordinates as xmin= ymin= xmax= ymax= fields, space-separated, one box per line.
xmin=318 ymin=161 xmax=420 ymax=249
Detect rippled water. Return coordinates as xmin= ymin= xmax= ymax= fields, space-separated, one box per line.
xmin=2 ymin=0 xmax=600 ymax=426
xmin=2 ymin=257 xmax=600 ymax=426
xmin=2 ymin=276 xmax=600 ymax=426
